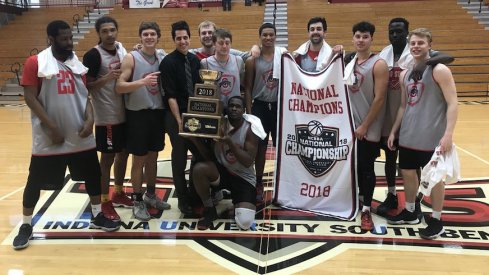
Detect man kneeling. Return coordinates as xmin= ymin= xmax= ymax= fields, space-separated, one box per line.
xmin=190 ymin=96 xmax=263 ymax=230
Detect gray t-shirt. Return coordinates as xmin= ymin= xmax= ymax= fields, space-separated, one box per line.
xmin=251 ymin=55 xmax=278 ymax=103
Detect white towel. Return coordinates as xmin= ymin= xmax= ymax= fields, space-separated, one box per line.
xmin=242 ymin=114 xmax=267 ymax=140
xmin=37 ymin=46 xmax=88 ymax=79
xmin=115 ymin=41 xmax=128 ymax=62
xmin=418 ymin=144 xmax=461 ymax=196
xmin=272 ymin=46 xmax=287 ymax=80
xmin=293 ymin=40 xmax=332 ymax=71
xmin=343 ymin=53 xmax=357 ymax=85
xmin=378 ymin=44 xmax=413 ymax=70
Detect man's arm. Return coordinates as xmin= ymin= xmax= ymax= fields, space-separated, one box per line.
xmin=115 ymin=53 xmax=159 ymax=94
xmin=388 ymin=70 xmax=407 ymax=150
xmin=244 ymin=57 xmax=256 ymax=113
xmin=220 ymin=127 xmax=258 ymax=168
xmin=83 ymin=48 xmax=122 ymax=92
xmin=409 ymin=51 xmax=455 ymax=81
xmin=78 ymin=97 xmax=94 ymax=138
xmin=355 ymin=59 xmax=388 ymax=140
xmin=433 ymin=64 xmax=458 ymax=153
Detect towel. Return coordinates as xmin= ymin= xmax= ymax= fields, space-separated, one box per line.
xmin=378 ymin=44 xmax=413 ymax=70
xmin=115 ymin=41 xmax=128 ymax=62
xmin=418 ymin=144 xmax=461 ymax=196
xmin=272 ymin=46 xmax=287 ymax=80
xmin=293 ymin=40 xmax=332 ymax=71
xmin=37 ymin=46 xmax=88 ymax=79
xmin=243 ymin=114 xmax=267 ymax=140
xmin=343 ymin=53 xmax=357 ymax=85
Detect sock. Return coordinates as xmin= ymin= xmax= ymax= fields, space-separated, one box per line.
xmin=114 ymin=185 xmax=123 ymax=194
xmin=101 ymin=194 xmax=110 ymax=203
xmin=432 ymin=211 xmax=442 ymax=220
xmin=146 ymin=185 xmax=155 ymax=195
xmin=362 ymin=206 xmax=370 ymax=212
xmin=91 ymin=204 xmax=102 ymax=217
xmin=23 ymin=215 xmax=32 ymax=225
xmin=131 ymin=192 xmax=143 ymax=202
xmin=406 ymin=202 xmax=415 ymax=212
xmin=388 ymin=186 xmax=397 ymax=195
xmin=202 ymin=198 xmax=213 ymax=208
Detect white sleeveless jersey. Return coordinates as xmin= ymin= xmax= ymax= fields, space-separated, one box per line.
xmin=32 ymin=60 xmax=95 ymax=156
xmin=92 ymin=45 xmax=125 ymax=125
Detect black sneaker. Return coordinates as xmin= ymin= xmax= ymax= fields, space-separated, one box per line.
xmin=415 ymin=200 xmax=423 ymax=222
xmin=178 ymin=200 xmax=194 ymax=215
xmin=420 ymin=217 xmax=444 ymax=240
xmin=376 ymin=193 xmax=398 ymax=216
xmin=197 ymin=207 xmax=218 ymax=230
xmin=12 ymin=224 xmax=33 ymax=250
xmin=90 ymin=213 xmax=120 ymax=232
xmin=387 ymin=209 xmax=420 ymax=225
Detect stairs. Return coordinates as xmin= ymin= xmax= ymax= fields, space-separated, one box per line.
xmin=457 ymin=0 xmax=489 ymax=30
xmin=263 ymin=1 xmax=288 ymax=48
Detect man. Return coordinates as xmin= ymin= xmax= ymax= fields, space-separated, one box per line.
xmin=190 ymin=96 xmax=261 ymax=230
xmin=159 ymin=20 xmax=201 ymax=215
xmin=293 ymin=17 xmax=342 ymax=72
xmin=244 ymin=23 xmax=284 ymax=203
xmin=190 ymin=20 xmax=259 ymax=61
xmin=345 ymin=21 xmax=388 ymax=231
xmin=13 ymin=20 xmax=120 ymax=250
xmin=83 ymin=16 xmax=132 ymax=222
xmin=377 ymin=18 xmax=455 ymax=217
xmin=387 ymin=28 xmax=458 ymax=239
xmin=201 ymin=28 xmax=245 ymax=110
xmin=116 ymin=21 xmax=170 ymax=221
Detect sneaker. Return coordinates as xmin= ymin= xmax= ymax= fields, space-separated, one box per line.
xmin=376 ymin=193 xmax=398 ymax=216
xmin=112 ymin=191 xmax=134 ymax=208
xmin=415 ymin=200 xmax=423 ymax=222
xmin=102 ymin=201 xmax=120 ymax=222
xmin=211 ymin=189 xmax=223 ymax=206
xmin=387 ymin=209 xmax=420 ymax=225
xmin=420 ymin=217 xmax=444 ymax=240
xmin=197 ymin=207 xmax=218 ymax=230
xmin=12 ymin=224 xmax=33 ymax=250
xmin=143 ymin=193 xmax=171 ymax=210
xmin=90 ymin=213 xmax=120 ymax=232
xmin=133 ymin=201 xmax=151 ymax=221
xmin=178 ymin=200 xmax=193 ymax=215
xmin=256 ymin=184 xmax=264 ymax=204
xmin=361 ymin=210 xmax=374 ymax=231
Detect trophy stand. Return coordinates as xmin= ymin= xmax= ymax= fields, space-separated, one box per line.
xmin=180 ymin=69 xmax=224 ymax=139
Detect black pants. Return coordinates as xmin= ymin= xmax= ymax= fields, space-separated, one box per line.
xmin=223 ymin=0 xmax=231 ymax=11
xmin=357 ymin=139 xmax=380 ymax=207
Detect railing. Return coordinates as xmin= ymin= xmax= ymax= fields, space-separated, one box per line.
xmin=10 ymin=62 xmax=21 ymax=85
xmin=467 ymin=0 xmax=484 ymax=13
xmin=73 ymin=13 xmax=80 ymax=33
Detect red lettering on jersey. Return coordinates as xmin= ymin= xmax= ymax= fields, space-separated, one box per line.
xmin=57 ymin=70 xmax=75 ymax=95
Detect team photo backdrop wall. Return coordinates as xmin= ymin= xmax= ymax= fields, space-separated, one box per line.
xmin=274 ymin=54 xmax=357 ymax=220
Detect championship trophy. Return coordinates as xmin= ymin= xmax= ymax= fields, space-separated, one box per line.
xmin=180 ymin=69 xmax=224 ymax=139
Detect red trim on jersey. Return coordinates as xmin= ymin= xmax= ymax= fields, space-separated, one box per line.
xmin=307 ymin=49 xmax=320 ymax=61
xmin=21 ymin=55 xmax=42 ymax=94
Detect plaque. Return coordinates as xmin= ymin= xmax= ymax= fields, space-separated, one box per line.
xmin=180 ymin=69 xmax=224 ymax=139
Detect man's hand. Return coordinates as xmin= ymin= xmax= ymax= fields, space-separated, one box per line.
xmin=250 ymin=45 xmax=261 ymax=58
xmin=438 ymin=133 xmax=453 ymax=154
xmin=46 ymin=125 xmax=64 ymax=144
xmin=78 ymin=120 xmax=93 ymax=138
xmin=141 ymin=71 xmax=160 ymax=86
xmin=387 ymin=133 xmax=397 ymax=151
xmin=409 ymin=60 xmax=427 ymax=82
xmin=354 ymin=125 xmax=367 ymax=140
xmin=332 ymin=44 xmax=344 ymax=54
xmin=105 ymin=68 xmax=122 ymax=81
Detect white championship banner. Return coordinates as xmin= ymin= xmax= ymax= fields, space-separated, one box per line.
xmin=130 ymin=0 xmax=160 ymax=8
xmin=274 ymin=53 xmax=357 ymax=220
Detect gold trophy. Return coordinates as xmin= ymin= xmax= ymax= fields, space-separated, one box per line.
xmin=180 ymin=69 xmax=224 ymax=138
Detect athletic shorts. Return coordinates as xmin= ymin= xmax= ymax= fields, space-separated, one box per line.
xmin=125 ymin=109 xmax=166 ymax=156
xmin=95 ymin=123 xmax=125 ymax=153
xmin=27 ymin=149 xmax=101 ymax=190
xmin=216 ymin=162 xmax=256 ymax=205
xmin=399 ymin=147 xmax=434 ymax=170
xmin=252 ymin=99 xmax=277 ymax=146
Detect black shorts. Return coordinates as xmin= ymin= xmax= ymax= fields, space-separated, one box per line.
xmin=379 ymin=136 xmax=399 ymax=152
xmin=399 ymin=147 xmax=434 ymax=170
xmin=216 ymin=162 xmax=256 ymax=205
xmin=27 ymin=149 xmax=101 ymax=190
xmin=252 ymin=99 xmax=277 ymax=146
xmin=357 ymin=139 xmax=380 ymax=162
xmin=125 ymin=109 xmax=166 ymax=156
xmin=95 ymin=123 xmax=126 ymax=153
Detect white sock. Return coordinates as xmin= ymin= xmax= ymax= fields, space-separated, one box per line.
xmin=22 ymin=215 xmax=32 ymax=225
xmin=388 ymin=186 xmax=397 ymax=195
xmin=91 ymin=204 xmax=102 ymax=217
xmin=405 ymin=202 xmax=415 ymax=212
xmin=432 ymin=211 xmax=442 ymax=220
xmin=362 ymin=206 xmax=370 ymax=212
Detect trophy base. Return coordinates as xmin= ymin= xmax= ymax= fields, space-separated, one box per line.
xmin=179 ymin=113 xmax=224 ymax=139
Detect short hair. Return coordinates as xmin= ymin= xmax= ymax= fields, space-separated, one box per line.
xmin=138 ymin=21 xmax=161 ymax=38
xmin=198 ymin=20 xmax=217 ymax=34
xmin=389 ymin=17 xmax=409 ymax=31
xmin=212 ymin=28 xmax=232 ymax=43
xmin=228 ymin=95 xmax=245 ymax=106
xmin=171 ymin=20 xmax=191 ymax=40
xmin=352 ymin=21 xmax=376 ymax=36
xmin=408 ymin=28 xmax=433 ymax=43
xmin=259 ymin=23 xmax=276 ymax=35
xmin=46 ymin=20 xmax=71 ymax=38
xmin=307 ymin=17 xmax=327 ymax=32
xmin=95 ymin=16 xmax=118 ymax=33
